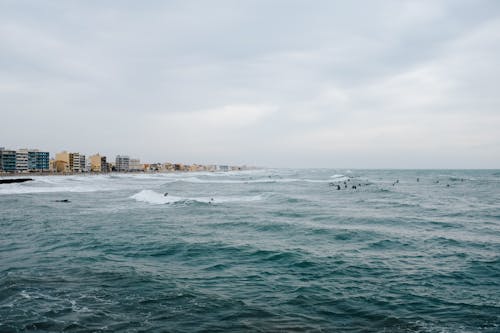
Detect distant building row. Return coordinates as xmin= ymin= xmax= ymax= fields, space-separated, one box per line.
xmin=54 ymin=152 xmax=142 ymax=173
xmin=0 ymin=147 xmax=49 ymax=172
xmin=0 ymin=148 xmax=142 ymax=174
xmin=142 ymin=162 xmax=241 ymax=172
xmin=1 ymin=146 xmax=249 ymax=174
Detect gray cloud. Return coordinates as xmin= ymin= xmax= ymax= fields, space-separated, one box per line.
xmin=1 ymin=0 xmax=499 ymax=167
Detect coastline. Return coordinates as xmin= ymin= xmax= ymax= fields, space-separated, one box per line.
xmin=0 ymin=170 xmax=238 ymax=178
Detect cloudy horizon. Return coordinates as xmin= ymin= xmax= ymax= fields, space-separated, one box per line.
xmin=1 ymin=0 xmax=499 ymax=168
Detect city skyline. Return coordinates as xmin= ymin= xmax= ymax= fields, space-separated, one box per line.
xmin=1 ymin=1 xmax=500 ymax=168
xmin=0 ymin=145 xmax=246 ymax=174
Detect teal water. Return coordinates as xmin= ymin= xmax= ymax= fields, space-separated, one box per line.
xmin=1 ymin=169 xmax=499 ymax=332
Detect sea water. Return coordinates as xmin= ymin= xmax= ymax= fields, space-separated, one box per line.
xmin=0 ymin=169 xmax=499 ymax=332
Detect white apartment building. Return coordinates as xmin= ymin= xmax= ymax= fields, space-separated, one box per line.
xmin=115 ymin=155 xmax=130 ymax=172
xmin=129 ymin=158 xmax=142 ymax=171
xmin=69 ymin=152 xmax=81 ymax=172
xmin=16 ymin=149 xmax=29 ymax=173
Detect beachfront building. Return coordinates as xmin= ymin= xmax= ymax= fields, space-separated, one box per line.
xmin=15 ymin=149 xmax=29 ymax=173
xmin=189 ymin=164 xmax=205 ymax=172
xmin=55 ymin=151 xmax=85 ymax=173
xmin=28 ymin=151 xmax=37 ymax=171
xmin=205 ymin=165 xmax=217 ymax=172
xmin=129 ymin=158 xmax=142 ymax=171
xmin=54 ymin=160 xmax=68 ymax=172
xmin=101 ymin=156 xmax=108 ymax=172
xmin=0 ymin=148 xmax=16 ymax=172
xmin=79 ymin=155 xmax=87 ymax=172
xmin=37 ymin=151 xmax=49 ymax=171
xmin=28 ymin=150 xmax=50 ymax=172
xmin=163 ymin=162 xmax=174 ymax=171
xmin=89 ymin=154 xmax=108 ymax=172
xmin=218 ymin=165 xmax=229 ymax=172
xmin=69 ymin=153 xmax=81 ymax=172
xmin=85 ymin=158 xmax=91 ymax=173
xmin=90 ymin=154 xmax=102 ymax=172
xmin=49 ymin=159 xmax=56 ymax=172
xmin=55 ymin=151 xmax=71 ymax=172
xmin=115 ymin=155 xmax=130 ymax=172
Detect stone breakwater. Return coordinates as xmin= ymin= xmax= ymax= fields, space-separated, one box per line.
xmin=0 ymin=178 xmax=33 ymax=184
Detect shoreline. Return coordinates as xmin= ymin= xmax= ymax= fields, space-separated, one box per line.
xmin=0 ymin=170 xmax=244 ymax=178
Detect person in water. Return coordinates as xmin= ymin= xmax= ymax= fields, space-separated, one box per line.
xmin=164 ymin=192 xmax=168 ymax=197
xmin=337 ymin=185 xmax=341 ymax=190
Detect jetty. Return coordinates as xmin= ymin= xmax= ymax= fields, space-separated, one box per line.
xmin=0 ymin=178 xmax=33 ymax=184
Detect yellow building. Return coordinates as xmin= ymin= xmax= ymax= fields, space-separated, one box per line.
xmin=89 ymin=154 xmax=102 ymax=172
xmin=54 ymin=160 xmax=68 ymax=173
xmin=55 ymin=151 xmax=70 ymax=172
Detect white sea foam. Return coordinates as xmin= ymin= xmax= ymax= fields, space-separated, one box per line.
xmin=0 ymin=170 xmax=338 ymax=196
xmin=177 ymin=177 xmax=336 ymax=184
xmin=0 ymin=184 xmax=106 ymax=195
xmin=329 ymin=174 xmax=349 ymax=182
xmin=130 ymin=189 xmax=263 ymax=205
xmin=20 ymin=290 xmax=31 ymax=299
xmin=0 ymin=174 xmax=167 ymax=195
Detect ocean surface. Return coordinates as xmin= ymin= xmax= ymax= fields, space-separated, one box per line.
xmin=1 ymin=169 xmax=499 ymax=332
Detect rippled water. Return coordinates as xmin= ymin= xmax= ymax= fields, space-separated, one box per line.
xmin=1 ymin=169 xmax=499 ymax=332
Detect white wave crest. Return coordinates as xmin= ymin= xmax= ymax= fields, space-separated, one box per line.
xmin=329 ymin=174 xmax=349 ymax=182
xmin=130 ymin=190 xmax=263 ymax=205
xmin=178 ymin=177 xmax=337 ymax=184
xmin=0 ymin=184 xmax=104 ymax=195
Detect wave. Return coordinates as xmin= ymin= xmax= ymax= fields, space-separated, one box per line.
xmin=0 ymin=184 xmax=105 ymax=195
xmin=177 ymin=177 xmax=340 ymax=184
xmin=130 ymin=189 xmax=263 ymax=205
xmin=329 ymin=174 xmax=349 ymax=181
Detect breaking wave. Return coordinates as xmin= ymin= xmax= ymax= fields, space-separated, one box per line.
xmin=177 ymin=177 xmax=339 ymax=184
xmin=130 ymin=189 xmax=264 ymax=205
xmin=329 ymin=174 xmax=349 ymax=181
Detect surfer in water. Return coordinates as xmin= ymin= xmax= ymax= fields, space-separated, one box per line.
xmin=164 ymin=192 xmax=168 ymax=197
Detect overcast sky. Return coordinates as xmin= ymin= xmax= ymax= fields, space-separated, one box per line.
xmin=1 ymin=0 xmax=499 ymax=168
